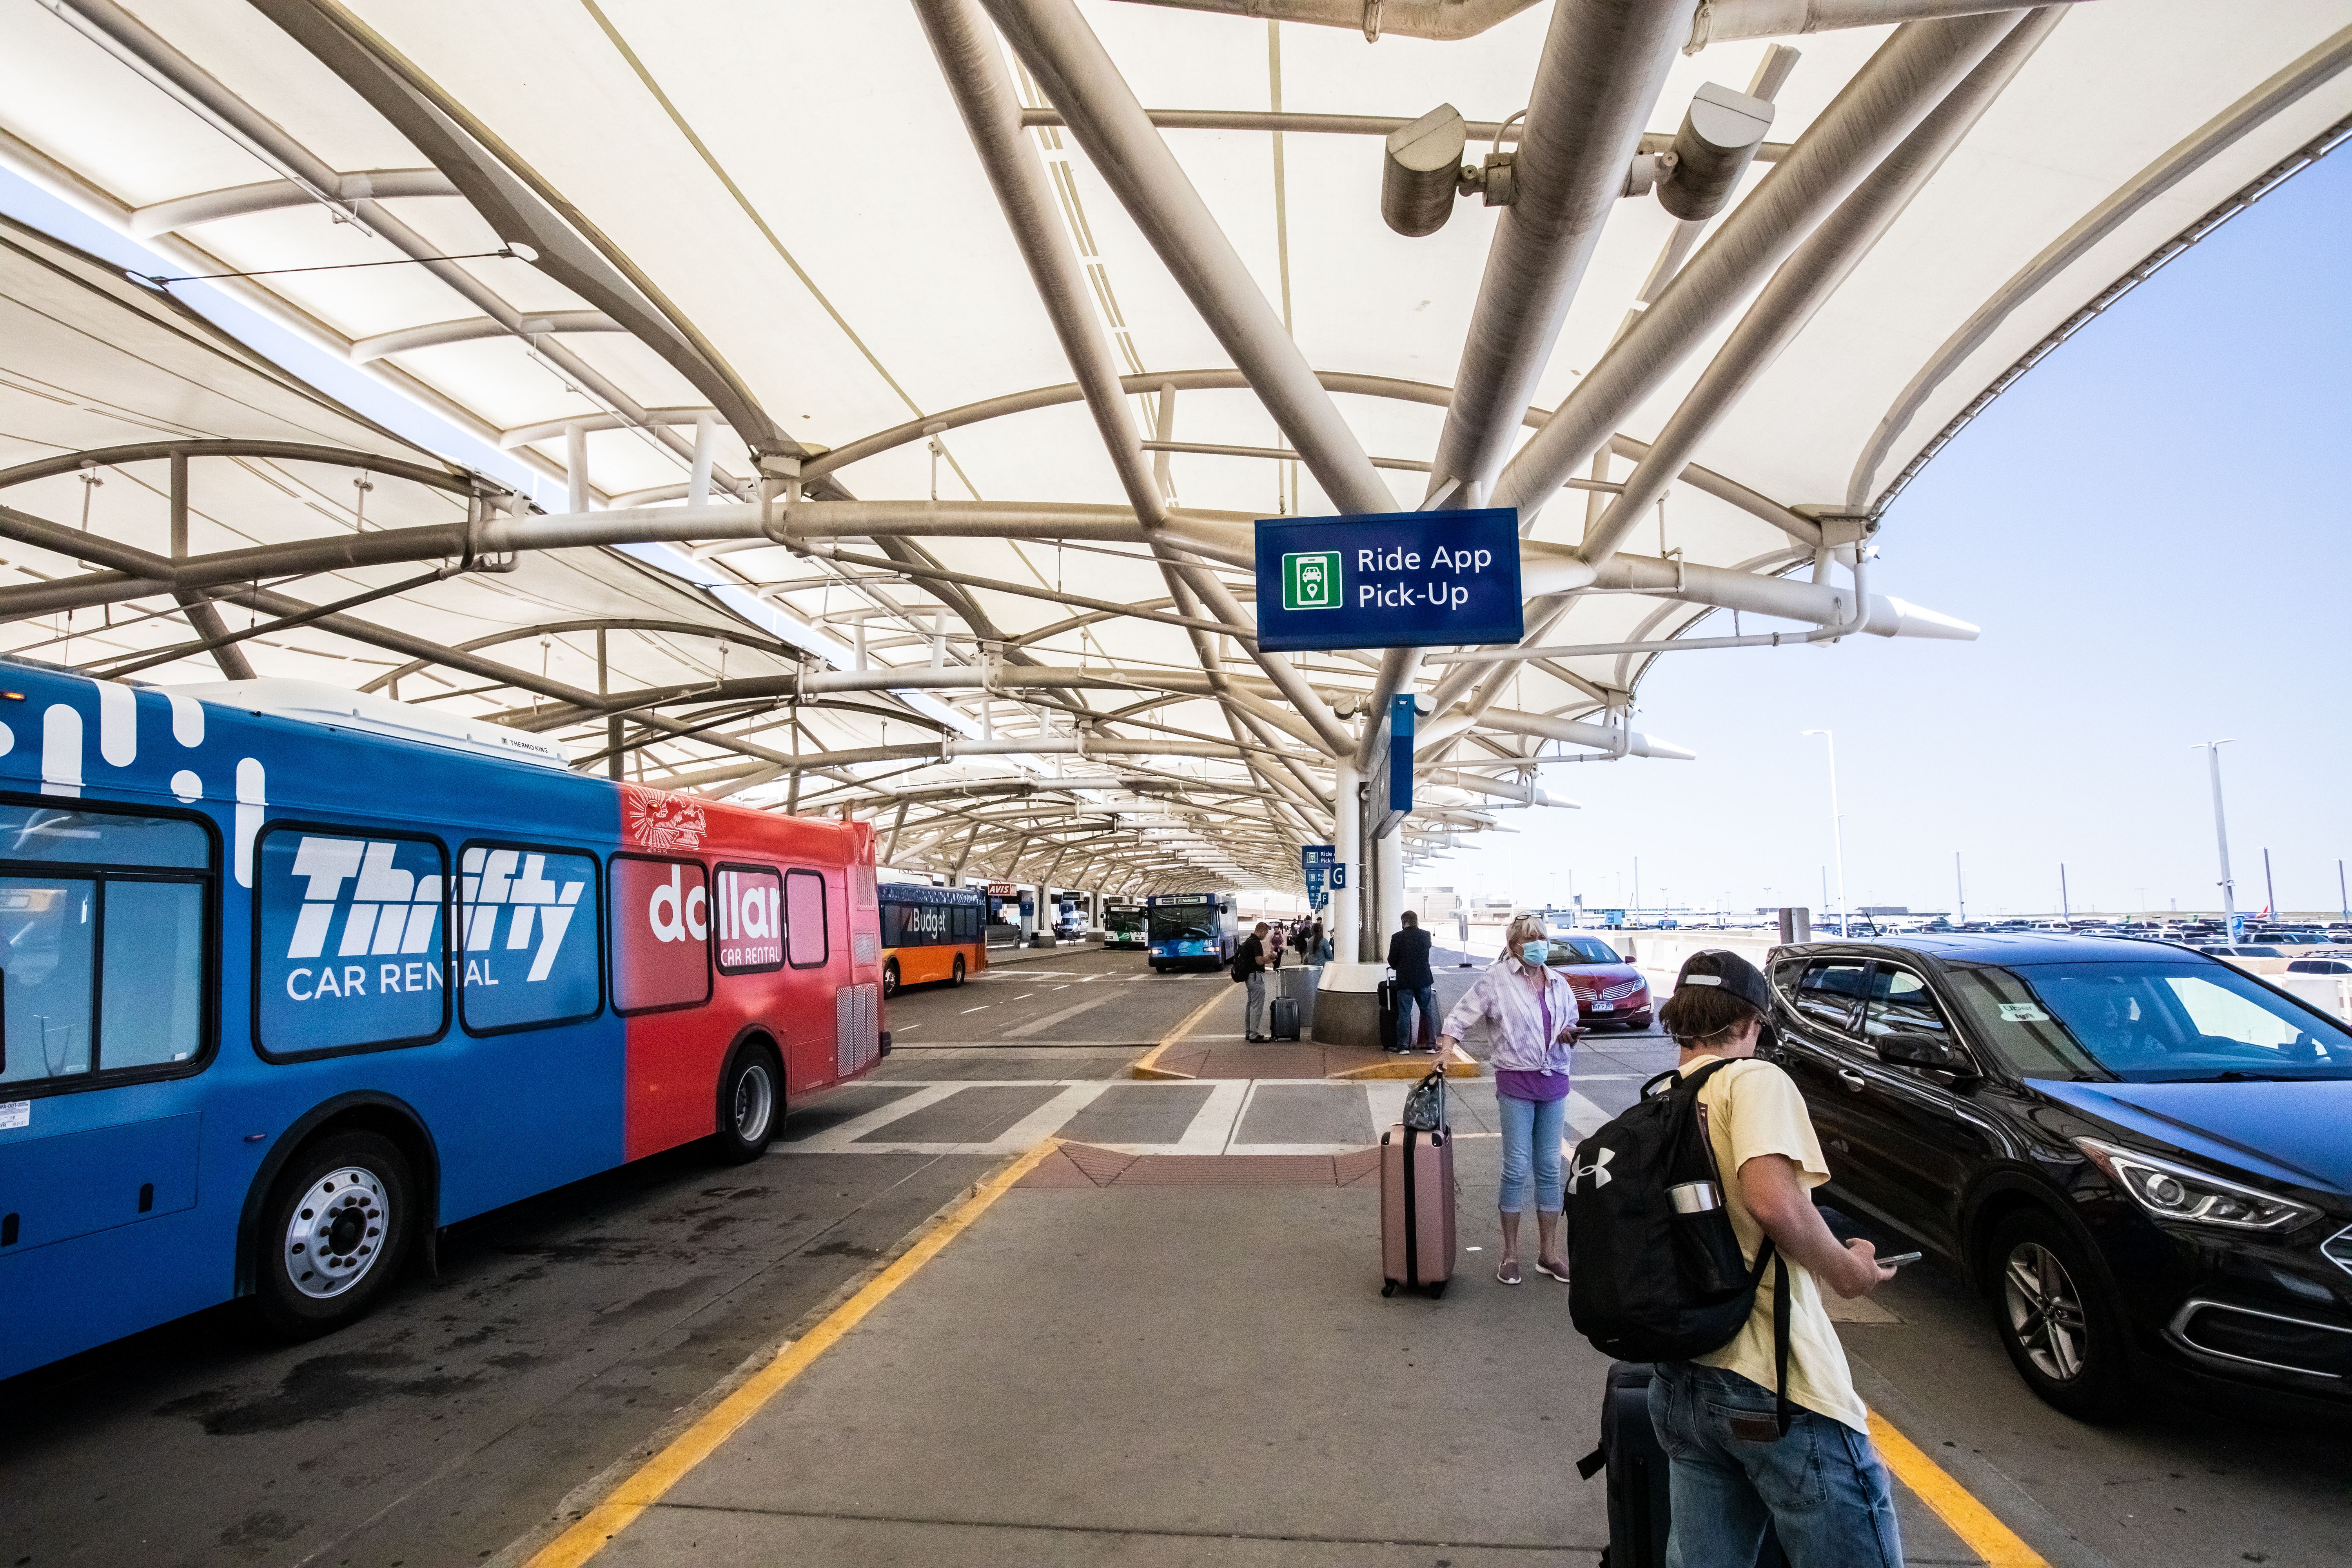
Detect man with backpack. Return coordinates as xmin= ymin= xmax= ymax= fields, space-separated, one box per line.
xmin=1567 ymin=950 xmax=1901 ymax=1567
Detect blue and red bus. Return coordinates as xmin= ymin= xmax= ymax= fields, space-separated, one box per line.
xmin=0 ymin=659 xmax=884 ymax=1377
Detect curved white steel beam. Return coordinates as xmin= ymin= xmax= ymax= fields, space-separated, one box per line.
xmin=1494 ymin=12 xmax=2021 ymax=539
xmin=1583 ymin=8 xmax=2053 ymax=555
xmin=1847 ymin=21 xmax=2352 ymax=508
xmin=499 ymin=407 xmax=721 ymax=449
xmin=984 ymin=0 xmax=1392 ymax=517
xmin=128 ymin=168 xmax=458 ymax=237
xmin=1428 ymin=0 xmax=1694 ymax=499
xmin=1104 ymin=0 xmax=1540 ymax=40
xmin=351 ymin=310 xmax=623 ymax=363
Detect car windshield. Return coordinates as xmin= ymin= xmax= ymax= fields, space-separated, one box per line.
xmin=1944 ymin=959 xmax=2352 ymax=1081
xmin=1548 ymin=938 xmax=1622 ymax=964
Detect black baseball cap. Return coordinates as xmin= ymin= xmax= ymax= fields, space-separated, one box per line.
xmin=1673 ymin=949 xmax=1772 ymax=1014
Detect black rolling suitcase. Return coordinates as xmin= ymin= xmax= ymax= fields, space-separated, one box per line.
xmin=1377 ymin=978 xmax=1399 ymax=1050
xmin=1576 ymin=1361 xmax=1786 ymax=1568
xmin=1269 ymin=995 xmax=1301 ymax=1040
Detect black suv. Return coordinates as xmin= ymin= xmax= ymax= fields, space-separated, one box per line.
xmin=1762 ymin=934 xmax=2352 ymax=1419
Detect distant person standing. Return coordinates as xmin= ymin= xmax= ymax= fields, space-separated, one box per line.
xmin=1386 ymin=911 xmax=1437 ymax=1052
xmin=1438 ymin=913 xmax=1577 ymax=1285
xmin=1235 ymin=922 xmax=1272 ymax=1042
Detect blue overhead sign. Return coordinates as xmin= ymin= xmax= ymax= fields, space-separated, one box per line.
xmin=1367 ymin=694 xmax=1415 ymax=840
xmin=1301 ymin=844 xmax=1334 ymax=910
xmin=1254 ymin=508 xmax=1525 ymax=652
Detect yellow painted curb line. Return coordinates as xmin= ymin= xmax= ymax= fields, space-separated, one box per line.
xmin=1129 ymin=984 xmax=1230 ymax=1079
xmin=1329 ymin=1044 xmax=1482 ymax=1081
xmin=1868 ymin=1409 xmax=2051 ymax=1568
xmin=524 ymin=1138 xmax=1062 ymax=1568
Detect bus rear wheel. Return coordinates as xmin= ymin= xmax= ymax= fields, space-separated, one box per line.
xmin=882 ymin=960 xmax=900 ymax=998
xmin=950 ymin=955 xmax=966 ymax=986
xmin=713 ymin=1043 xmax=781 ymax=1165
xmin=255 ymin=1131 xmax=414 ymax=1338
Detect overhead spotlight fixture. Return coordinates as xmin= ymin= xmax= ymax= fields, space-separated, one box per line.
xmin=1381 ymin=104 xmax=1475 ymax=237
xmin=1657 ymin=82 xmax=1774 ymax=221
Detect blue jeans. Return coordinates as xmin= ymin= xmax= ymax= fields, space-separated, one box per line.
xmin=1647 ymin=1361 xmax=1904 ymax=1568
xmin=1495 ymin=1091 xmax=1565 ymax=1214
xmin=1394 ymin=984 xmax=1437 ymax=1048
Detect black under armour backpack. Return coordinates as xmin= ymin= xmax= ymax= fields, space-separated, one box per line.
xmin=1565 ymin=1058 xmax=1793 ymax=1430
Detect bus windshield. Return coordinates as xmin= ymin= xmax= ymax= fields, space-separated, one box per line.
xmin=1106 ymin=907 xmax=1145 ymax=934
xmin=1945 ymin=958 xmax=2352 ymax=1082
xmin=1149 ymin=905 xmax=1212 ymax=943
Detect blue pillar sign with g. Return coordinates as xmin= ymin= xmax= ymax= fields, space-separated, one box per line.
xmin=1255 ymin=508 xmax=1524 ymax=652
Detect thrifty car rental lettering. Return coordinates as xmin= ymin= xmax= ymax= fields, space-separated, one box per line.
xmin=1356 ymin=545 xmax=1493 ymax=611
xmin=279 ymin=837 xmax=584 ymax=1001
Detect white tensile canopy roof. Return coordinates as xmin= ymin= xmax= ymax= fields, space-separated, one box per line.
xmin=0 ymin=0 xmax=2344 ymax=896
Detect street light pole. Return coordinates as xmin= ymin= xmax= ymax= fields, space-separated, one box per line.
xmin=2060 ymin=863 xmax=2070 ymax=926
xmin=2262 ymin=847 xmax=2276 ymax=920
xmin=1803 ymin=730 xmax=1847 ymax=937
xmin=2197 ymin=741 xmax=2237 ymax=938
xmin=1955 ymin=851 xmax=1966 ymax=926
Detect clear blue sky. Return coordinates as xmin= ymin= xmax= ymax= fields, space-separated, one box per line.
xmin=1440 ymin=147 xmax=2352 ymax=921
xmin=7 ymin=140 xmax=2347 ymax=920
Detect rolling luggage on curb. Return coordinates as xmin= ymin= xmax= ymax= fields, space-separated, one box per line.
xmin=1380 ymin=1071 xmax=1454 ymax=1298
xmin=1269 ymin=995 xmax=1301 ymax=1041
xmin=1575 ymin=1362 xmax=1787 ymax=1568
xmin=1377 ymin=978 xmax=1400 ymax=1051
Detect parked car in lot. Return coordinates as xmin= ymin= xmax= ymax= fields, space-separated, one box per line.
xmin=1762 ymin=934 xmax=2352 ymax=1421
xmin=1542 ymin=935 xmax=1651 ymax=1031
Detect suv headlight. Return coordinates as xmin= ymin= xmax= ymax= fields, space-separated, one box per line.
xmin=2074 ymin=1138 xmax=2320 ymax=1232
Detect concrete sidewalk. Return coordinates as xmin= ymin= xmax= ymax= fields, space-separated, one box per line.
xmin=552 ymin=1133 xmax=1982 ymax=1568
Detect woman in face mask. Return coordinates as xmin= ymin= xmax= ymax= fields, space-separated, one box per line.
xmin=1437 ymin=912 xmax=1580 ymax=1285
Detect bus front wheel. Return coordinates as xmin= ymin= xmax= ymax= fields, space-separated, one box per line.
xmin=882 ymin=960 xmax=900 ymax=998
xmin=950 ymin=955 xmax=966 ymax=986
xmin=254 ymin=1131 xmax=414 ymax=1338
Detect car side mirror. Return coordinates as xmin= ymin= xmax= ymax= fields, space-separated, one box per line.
xmin=1877 ymin=1033 xmax=1971 ymax=1074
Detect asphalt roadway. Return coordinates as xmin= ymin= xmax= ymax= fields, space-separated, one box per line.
xmin=2 ymin=942 xmax=2346 ymax=1566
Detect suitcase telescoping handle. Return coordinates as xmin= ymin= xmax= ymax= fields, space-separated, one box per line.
xmin=1403 ymin=1127 xmax=1419 ymax=1289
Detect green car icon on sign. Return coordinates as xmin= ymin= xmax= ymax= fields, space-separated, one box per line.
xmin=1283 ymin=550 xmax=1341 ymax=611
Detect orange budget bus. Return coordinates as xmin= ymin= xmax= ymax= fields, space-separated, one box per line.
xmin=878 ymin=882 xmax=987 ymax=998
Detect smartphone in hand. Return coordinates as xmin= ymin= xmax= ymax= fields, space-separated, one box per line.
xmin=1878 ymin=1251 xmax=1923 ymax=1267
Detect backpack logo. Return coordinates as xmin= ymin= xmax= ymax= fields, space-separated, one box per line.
xmin=1570 ymin=1146 xmax=1615 ymax=1191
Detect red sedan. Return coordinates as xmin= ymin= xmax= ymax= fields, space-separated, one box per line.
xmin=1545 ymin=936 xmax=1653 ymax=1031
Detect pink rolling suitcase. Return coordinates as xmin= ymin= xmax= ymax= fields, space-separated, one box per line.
xmin=1379 ymin=1122 xmax=1455 ymax=1298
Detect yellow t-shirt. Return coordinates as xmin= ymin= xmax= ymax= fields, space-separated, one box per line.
xmin=1679 ymin=1055 xmax=1869 ymax=1434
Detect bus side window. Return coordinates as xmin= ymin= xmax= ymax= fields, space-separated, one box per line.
xmin=100 ymin=880 xmax=203 ymax=1069
xmin=256 ymin=827 xmax=449 ymax=1059
xmin=785 ymin=870 xmax=828 ymax=968
xmin=458 ymin=844 xmax=600 ymax=1034
xmin=0 ymin=877 xmax=95 ymax=1082
xmin=0 ymin=801 xmax=214 ymax=1089
xmin=609 ymin=855 xmax=711 ymax=1014
xmin=714 ymin=864 xmax=784 ymax=975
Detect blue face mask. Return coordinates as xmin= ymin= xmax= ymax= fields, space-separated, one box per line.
xmin=1520 ymin=941 xmax=1548 ymax=966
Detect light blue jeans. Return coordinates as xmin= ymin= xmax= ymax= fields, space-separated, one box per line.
xmin=1648 ymin=1360 xmax=1904 ymax=1568
xmin=1495 ymin=1091 xmax=1566 ymax=1214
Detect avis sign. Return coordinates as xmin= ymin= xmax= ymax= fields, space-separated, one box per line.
xmin=1255 ymin=508 xmax=1523 ymax=652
